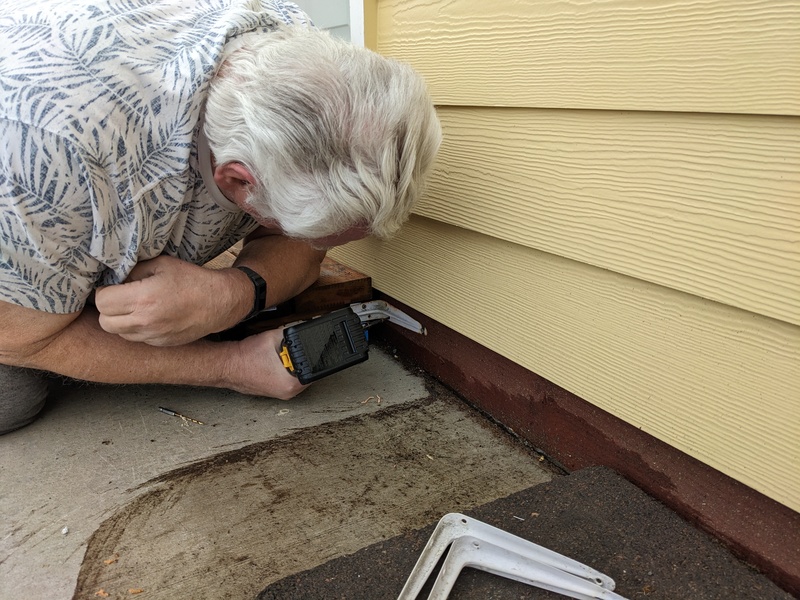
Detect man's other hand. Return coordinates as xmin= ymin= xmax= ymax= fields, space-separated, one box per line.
xmin=95 ymin=256 xmax=250 ymax=346
xmin=227 ymin=327 xmax=308 ymax=400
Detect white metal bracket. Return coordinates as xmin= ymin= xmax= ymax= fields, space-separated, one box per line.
xmin=397 ymin=513 xmax=629 ymax=600
xmin=351 ymin=300 xmax=427 ymax=335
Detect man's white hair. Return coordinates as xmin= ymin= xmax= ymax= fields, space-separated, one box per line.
xmin=204 ymin=26 xmax=442 ymax=240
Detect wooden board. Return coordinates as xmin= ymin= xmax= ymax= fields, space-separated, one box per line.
xmin=331 ymin=216 xmax=800 ymax=511
xmin=375 ymin=0 xmax=800 ymax=115
xmin=418 ymin=107 xmax=800 ymax=325
xmin=202 ymin=242 xmax=243 ymax=270
xmin=290 ymin=259 xmax=372 ymax=315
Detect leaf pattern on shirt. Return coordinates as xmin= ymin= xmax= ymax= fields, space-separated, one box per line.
xmin=0 ymin=0 xmax=309 ymax=312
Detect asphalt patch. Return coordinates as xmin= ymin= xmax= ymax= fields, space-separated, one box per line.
xmin=258 ymin=466 xmax=792 ymax=600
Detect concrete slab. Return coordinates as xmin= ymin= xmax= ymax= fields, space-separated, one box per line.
xmin=71 ymin=395 xmax=552 ymax=599
xmin=0 ymin=348 xmax=432 ymax=599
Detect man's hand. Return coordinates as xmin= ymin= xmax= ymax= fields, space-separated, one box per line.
xmin=227 ymin=328 xmax=308 ymax=399
xmin=94 ymin=233 xmax=325 ymax=347
xmin=95 ymin=256 xmax=250 ymax=346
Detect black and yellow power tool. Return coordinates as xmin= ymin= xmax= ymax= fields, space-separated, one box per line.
xmin=279 ymin=301 xmax=426 ymax=384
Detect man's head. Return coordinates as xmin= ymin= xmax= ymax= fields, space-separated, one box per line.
xmin=204 ymin=26 xmax=442 ymax=243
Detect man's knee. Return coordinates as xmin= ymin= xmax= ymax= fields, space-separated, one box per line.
xmin=0 ymin=364 xmax=48 ymax=434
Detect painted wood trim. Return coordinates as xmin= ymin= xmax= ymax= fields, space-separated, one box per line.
xmin=420 ymin=107 xmax=800 ymax=326
xmin=351 ymin=0 xmax=377 ymax=50
xmin=375 ymin=0 xmax=800 ymax=115
xmin=348 ymin=0 xmax=365 ymax=46
xmin=331 ymin=216 xmax=800 ymax=512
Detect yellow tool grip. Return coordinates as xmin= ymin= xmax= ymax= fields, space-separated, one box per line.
xmin=279 ymin=344 xmax=295 ymax=373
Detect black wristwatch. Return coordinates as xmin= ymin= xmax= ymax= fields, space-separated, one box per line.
xmin=236 ymin=266 xmax=268 ymax=321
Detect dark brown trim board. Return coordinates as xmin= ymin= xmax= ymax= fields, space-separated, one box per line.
xmin=371 ymin=291 xmax=800 ymax=596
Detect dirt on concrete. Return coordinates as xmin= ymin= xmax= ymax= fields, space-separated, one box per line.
xmin=73 ymin=394 xmax=555 ymax=599
xmin=0 ymin=346 xmax=430 ymax=600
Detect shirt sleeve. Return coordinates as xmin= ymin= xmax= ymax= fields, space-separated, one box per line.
xmin=0 ymin=119 xmax=102 ymax=313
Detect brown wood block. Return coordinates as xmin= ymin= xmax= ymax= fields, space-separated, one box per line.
xmin=203 ymin=246 xmax=242 ymax=271
xmin=291 ymin=259 xmax=373 ymax=315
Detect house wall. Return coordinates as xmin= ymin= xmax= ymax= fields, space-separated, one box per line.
xmin=332 ymin=0 xmax=800 ymax=512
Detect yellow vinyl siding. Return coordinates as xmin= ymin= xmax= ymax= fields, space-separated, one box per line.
xmin=420 ymin=108 xmax=800 ymax=326
xmin=332 ymin=217 xmax=800 ymax=511
xmin=336 ymin=0 xmax=800 ymax=510
xmin=375 ymin=0 xmax=800 ymax=115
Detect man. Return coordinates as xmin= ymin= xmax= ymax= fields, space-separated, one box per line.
xmin=0 ymin=0 xmax=442 ymax=434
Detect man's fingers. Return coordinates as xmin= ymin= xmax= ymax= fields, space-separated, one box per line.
xmin=93 ymin=257 xmax=216 ymax=346
xmin=97 ymin=311 xmax=177 ymax=346
xmin=94 ymin=280 xmax=147 ymax=316
xmin=95 ymin=257 xmax=165 ymax=316
xmin=97 ymin=309 xmax=138 ymax=334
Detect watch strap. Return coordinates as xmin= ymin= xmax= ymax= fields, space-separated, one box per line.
xmin=236 ymin=266 xmax=268 ymax=321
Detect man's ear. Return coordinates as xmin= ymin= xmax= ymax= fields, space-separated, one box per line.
xmin=214 ymin=162 xmax=257 ymax=203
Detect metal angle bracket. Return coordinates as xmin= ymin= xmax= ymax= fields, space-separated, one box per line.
xmin=397 ymin=513 xmax=629 ymax=600
xmin=351 ymin=300 xmax=427 ymax=335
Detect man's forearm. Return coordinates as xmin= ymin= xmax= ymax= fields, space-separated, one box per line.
xmin=233 ymin=233 xmax=326 ymax=309
xmin=20 ymin=306 xmax=238 ymax=387
xmin=1 ymin=302 xmax=304 ymax=399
